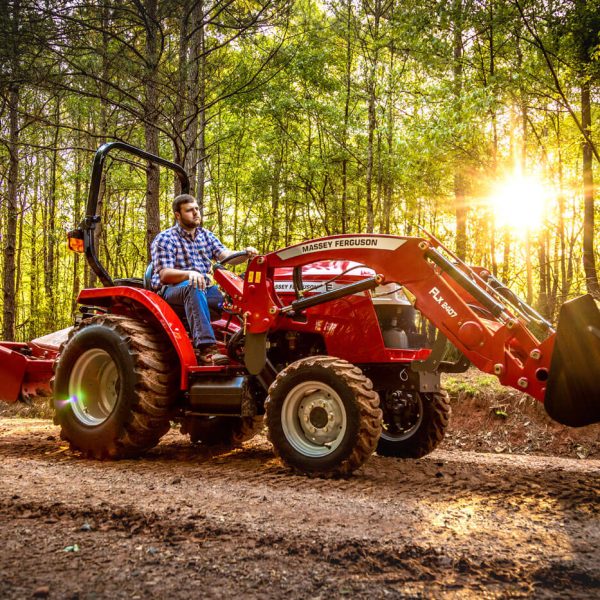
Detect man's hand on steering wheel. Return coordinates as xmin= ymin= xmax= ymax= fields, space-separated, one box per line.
xmin=217 ymin=247 xmax=259 ymax=267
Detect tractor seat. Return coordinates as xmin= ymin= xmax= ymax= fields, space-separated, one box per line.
xmin=112 ymin=263 xmax=155 ymax=290
xmin=143 ymin=263 xmax=154 ymax=290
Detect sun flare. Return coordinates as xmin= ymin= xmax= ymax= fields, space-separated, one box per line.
xmin=488 ymin=175 xmax=548 ymax=235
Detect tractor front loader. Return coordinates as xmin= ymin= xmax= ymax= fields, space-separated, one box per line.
xmin=1 ymin=142 xmax=598 ymax=478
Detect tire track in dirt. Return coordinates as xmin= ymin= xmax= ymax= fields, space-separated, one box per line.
xmin=2 ymin=495 xmax=598 ymax=599
xmin=1 ymin=418 xmax=599 ymax=598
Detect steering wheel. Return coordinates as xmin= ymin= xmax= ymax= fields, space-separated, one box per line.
xmin=214 ymin=250 xmax=252 ymax=269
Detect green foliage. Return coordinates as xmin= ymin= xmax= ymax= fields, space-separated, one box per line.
xmin=0 ymin=0 xmax=598 ymax=339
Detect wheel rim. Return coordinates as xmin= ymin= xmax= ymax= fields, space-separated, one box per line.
xmin=380 ymin=391 xmax=423 ymax=442
xmin=281 ymin=381 xmax=347 ymax=457
xmin=67 ymin=349 xmax=120 ymax=426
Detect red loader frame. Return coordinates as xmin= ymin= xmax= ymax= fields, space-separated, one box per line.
xmin=214 ymin=232 xmax=599 ymax=427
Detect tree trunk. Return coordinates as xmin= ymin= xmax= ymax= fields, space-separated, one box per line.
xmin=185 ymin=0 xmax=202 ymax=193
xmin=453 ymin=0 xmax=467 ymax=260
xmin=15 ymin=172 xmax=24 ymax=331
xmin=44 ymin=97 xmax=60 ymax=329
xmin=2 ymin=0 xmax=21 ymax=341
xmin=516 ymin=33 xmax=533 ymax=304
xmin=144 ymin=0 xmax=161 ymax=259
xmin=2 ymin=83 xmax=19 ymax=341
xmin=488 ymin=0 xmax=498 ymax=276
xmin=364 ymin=0 xmax=381 ymax=234
xmin=502 ymin=230 xmax=511 ymax=283
xmin=269 ymin=135 xmax=284 ymax=251
xmin=88 ymin=5 xmax=110 ymax=288
xmin=581 ymin=79 xmax=599 ymax=297
xmin=341 ymin=0 xmax=352 ymax=234
xmin=175 ymin=0 xmax=202 ymax=195
xmin=72 ymin=131 xmax=83 ymax=317
xmin=381 ymin=41 xmax=394 ymax=235
xmin=365 ymin=53 xmax=377 ymax=233
xmin=555 ymin=111 xmax=570 ymax=302
xmin=29 ymin=166 xmax=39 ymax=340
xmin=197 ymin=5 xmax=207 ymax=211
xmin=174 ymin=1 xmax=190 ymax=184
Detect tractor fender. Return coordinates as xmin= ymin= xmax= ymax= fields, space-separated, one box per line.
xmin=77 ymin=287 xmax=195 ymax=388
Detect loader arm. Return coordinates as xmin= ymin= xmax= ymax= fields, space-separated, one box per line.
xmin=214 ymin=233 xmax=600 ymax=427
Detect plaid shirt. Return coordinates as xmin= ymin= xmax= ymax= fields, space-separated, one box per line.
xmin=150 ymin=224 xmax=228 ymax=291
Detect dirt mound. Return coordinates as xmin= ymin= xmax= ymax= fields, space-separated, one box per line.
xmin=442 ymin=371 xmax=600 ymax=459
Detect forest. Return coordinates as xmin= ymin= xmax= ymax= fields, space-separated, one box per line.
xmin=0 ymin=0 xmax=599 ymax=342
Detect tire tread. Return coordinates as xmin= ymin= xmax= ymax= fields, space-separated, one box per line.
xmin=53 ymin=314 xmax=178 ymax=459
xmin=266 ymin=355 xmax=382 ymax=477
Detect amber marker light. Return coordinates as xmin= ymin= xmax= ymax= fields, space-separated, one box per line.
xmin=67 ymin=229 xmax=85 ymax=253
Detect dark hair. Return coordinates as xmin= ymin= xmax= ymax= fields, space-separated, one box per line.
xmin=173 ymin=194 xmax=197 ymax=213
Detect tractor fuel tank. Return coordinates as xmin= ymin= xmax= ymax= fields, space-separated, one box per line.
xmin=545 ymin=294 xmax=600 ymax=427
xmin=188 ymin=375 xmax=248 ymax=416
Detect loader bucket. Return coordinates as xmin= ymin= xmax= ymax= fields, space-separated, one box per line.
xmin=545 ymin=294 xmax=600 ymax=427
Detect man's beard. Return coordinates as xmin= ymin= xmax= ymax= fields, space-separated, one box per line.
xmin=180 ymin=215 xmax=200 ymax=229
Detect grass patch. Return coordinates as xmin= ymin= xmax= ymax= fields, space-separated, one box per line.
xmin=444 ymin=372 xmax=502 ymax=398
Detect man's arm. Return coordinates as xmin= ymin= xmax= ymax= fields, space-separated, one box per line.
xmin=216 ymin=247 xmax=259 ymax=265
xmin=159 ymin=268 xmax=207 ymax=290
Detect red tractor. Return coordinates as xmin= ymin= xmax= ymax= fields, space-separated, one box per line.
xmin=1 ymin=142 xmax=599 ymax=477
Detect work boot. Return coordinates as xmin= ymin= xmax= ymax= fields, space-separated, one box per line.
xmin=196 ymin=345 xmax=229 ymax=366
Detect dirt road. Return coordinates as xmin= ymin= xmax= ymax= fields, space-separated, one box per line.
xmin=1 ymin=418 xmax=598 ymax=599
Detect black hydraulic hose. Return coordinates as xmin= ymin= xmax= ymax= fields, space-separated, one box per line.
xmin=282 ymin=275 xmax=381 ymax=314
xmin=486 ymin=275 xmax=553 ymax=330
xmin=425 ymin=248 xmax=507 ymax=319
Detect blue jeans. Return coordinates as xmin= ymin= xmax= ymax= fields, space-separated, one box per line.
xmin=162 ymin=281 xmax=223 ymax=347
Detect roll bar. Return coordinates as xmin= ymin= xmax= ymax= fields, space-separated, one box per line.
xmin=78 ymin=142 xmax=190 ymax=287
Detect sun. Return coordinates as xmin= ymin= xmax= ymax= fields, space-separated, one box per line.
xmin=488 ymin=174 xmax=548 ymax=235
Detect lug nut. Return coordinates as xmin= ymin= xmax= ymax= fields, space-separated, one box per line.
xmin=518 ymin=377 xmax=528 ymax=389
xmin=530 ymin=349 xmax=541 ymax=360
xmin=494 ymin=364 xmax=504 ymax=375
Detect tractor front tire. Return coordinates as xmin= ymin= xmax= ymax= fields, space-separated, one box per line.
xmin=265 ymin=356 xmax=382 ymax=477
xmin=377 ymin=391 xmax=450 ymax=458
xmin=53 ymin=315 xmax=178 ymax=459
xmin=181 ymin=415 xmax=263 ymax=448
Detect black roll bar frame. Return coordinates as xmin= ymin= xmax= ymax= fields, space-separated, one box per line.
xmin=78 ymin=141 xmax=190 ymax=287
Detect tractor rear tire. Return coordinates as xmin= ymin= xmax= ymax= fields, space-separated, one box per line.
xmin=265 ymin=356 xmax=382 ymax=477
xmin=181 ymin=415 xmax=263 ymax=448
xmin=377 ymin=391 xmax=450 ymax=458
xmin=53 ymin=315 xmax=178 ymax=459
